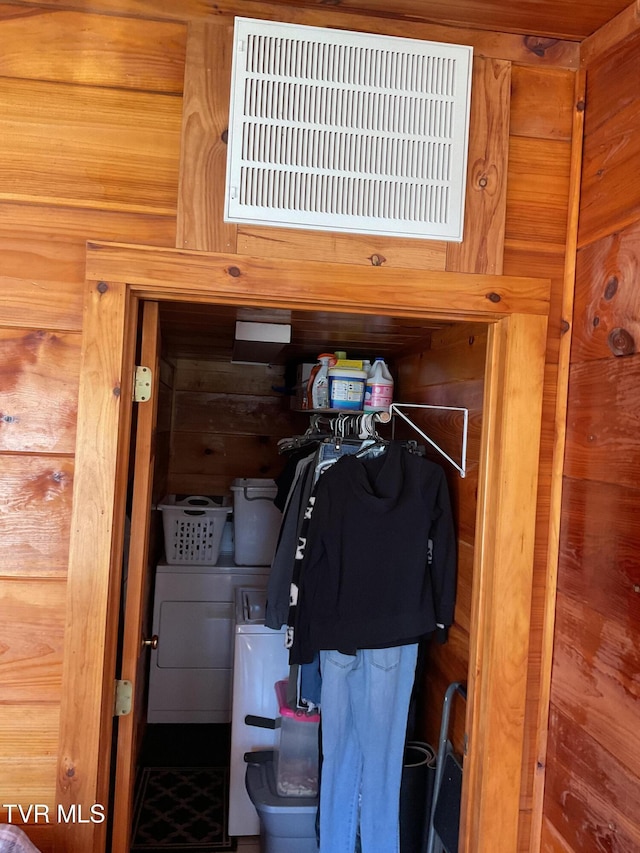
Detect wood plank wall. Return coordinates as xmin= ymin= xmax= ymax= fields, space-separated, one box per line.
xmin=540 ymin=25 xmax=640 ymax=853
xmin=395 ymin=324 xmax=487 ymax=755
xmin=0 ymin=3 xmax=580 ymax=850
xmin=167 ymin=360 xmax=307 ymax=496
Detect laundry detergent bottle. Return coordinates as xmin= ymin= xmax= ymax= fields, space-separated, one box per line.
xmin=308 ymin=353 xmax=334 ymax=410
xmin=364 ymin=357 xmax=394 ymax=413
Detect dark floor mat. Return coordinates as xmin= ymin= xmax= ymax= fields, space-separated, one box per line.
xmin=131 ymin=766 xmax=237 ymax=852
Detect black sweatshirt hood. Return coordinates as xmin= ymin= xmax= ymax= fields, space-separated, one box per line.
xmin=340 ymin=441 xmax=406 ymax=511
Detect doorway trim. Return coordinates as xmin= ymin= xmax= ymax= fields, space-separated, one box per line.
xmin=56 ymin=241 xmax=549 ymax=853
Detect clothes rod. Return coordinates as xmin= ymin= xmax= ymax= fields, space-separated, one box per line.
xmin=389 ymin=403 xmax=469 ymax=478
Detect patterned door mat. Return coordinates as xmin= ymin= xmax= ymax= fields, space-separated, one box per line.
xmin=131 ymin=766 xmax=237 ymax=852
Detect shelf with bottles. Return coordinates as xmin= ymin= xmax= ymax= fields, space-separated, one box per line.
xmin=301 ymin=353 xmax=394 ymax=413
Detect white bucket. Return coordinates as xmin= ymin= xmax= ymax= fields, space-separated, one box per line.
xmin=231 ymin=478 xmax=281 ymax=566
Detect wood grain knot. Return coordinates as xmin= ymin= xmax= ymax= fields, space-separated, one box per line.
xmin=603 ymin=276 xmax=618 ymax=300
xmin=368 ymin=254 xmax=386 ymax=266
xmin=97 ymin=281 xmax=108 ymax=294
xmin=523 ymin=36 xmax=559 ymax=57
xmin=221 ymin=129 xmax=228 ymax=144
xmin=607 ymin=327 xmax=635 ymax=356
xmin=576 ymin=100 xmax=586 ymax=112
xmin=478 ymin=176 xmax=488 ymax=188
xmin=228 ymin=266 xmax=241 ymax=278
xmin=113 ymin=385 xmax=121 ymax=397
xmin=486 ymin=292 xmax=501 ymax=303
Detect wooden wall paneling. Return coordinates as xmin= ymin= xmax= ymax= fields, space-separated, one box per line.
xmin=563 ymin=355 xmax=640 ymax=488
xmin=168 ymin=432 xmax=287 ymax=494
xmin=175 ymin=359 xmax=285 ymax=394
xmin=0 ymin=329 xmax=81 ymax=454
xmin=578 ymin=28 xmax=640 ymax=247
xmin=0 ymin=578 xmax=65 ymax=705
xmin=394 ymin=332 xmax=484 ymax=767
xmin=453 ymin=539 xmax=474 ymax=634
xmin=558 ymin=477 xmax=640 ymax=623
xmin=503 ymin=242 xmax=566 ymax=363
xmin=237 ymin=225 xmax=448 ymax=270
xmin=55 ymin=280 xmax=133 ymax=853
xmin=397 ymin=323 xmax=488 ymax=384
xmin=579 ymin=0 xmax=640 ymax=67
xmin=0 ymin=455 xmax=73 ymax=577
xmin=0 ymin=5 xmax=187 ymax=92
xmin=0 ymin=704 xmax=59 ymax=809
xmin=1 ymin=0 xmax=582 ymax=66
xmin=176 ymin=19 xmax=237 ymax=253
xmin=173 ymin=390 xmax=300 ymax=435
xmin=446 ymin=57 xmax=510 ymax=275
xmin=582 ymin=24 xmax=640 ymax=139
xmin=550 ymin=590 xmax=640 ymax=780
xmin=540 ymin=817 xmax=579 ymax=853
xmin=0 ymin=79 xmax=182 ymax=214
xmin=544 ymin=704 xmax=640 ymax=853
xmin=0 ymin=202 xmax=178 ymax=249
xmin=420 ymin=623 xmax=470 ymax=749
xmin=0 ymin=237 xmax=85 ymax=331
xmin=505 ymin=137 xmax=572 ymax=246
xmin=0 ymin=234 xmax=86 ymax=293
xmin=510 ymin=66 xmax=575 ymax=141
xmin=572 ymin=218 xmax=640 ymax=362
xmin=526 ymin=68 xmax=585 ymax=853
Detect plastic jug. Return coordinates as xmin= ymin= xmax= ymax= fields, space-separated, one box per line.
xmin=364 ymin=357 xmax=394 ymax=413
xmin=328 ymin=364 xmax=367 ymax=410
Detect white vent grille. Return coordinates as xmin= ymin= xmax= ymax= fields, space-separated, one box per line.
xmin=225 ymin=19 xmax=473 ymax=241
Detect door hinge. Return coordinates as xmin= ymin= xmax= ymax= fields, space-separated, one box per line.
xmin=114 ymin=679 xmax=133 ymax=717
xmin=133 ymin=365 xmax=152 ymax=402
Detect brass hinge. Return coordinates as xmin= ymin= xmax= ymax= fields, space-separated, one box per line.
xmin=133 ymin=365 xmax=152 ymax=402
xmin=114 ymin=679 xmax=133 ymax=717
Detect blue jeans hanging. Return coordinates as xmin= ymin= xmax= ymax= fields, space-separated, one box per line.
xmin=319 ymin=643 xmax=419 ymax=853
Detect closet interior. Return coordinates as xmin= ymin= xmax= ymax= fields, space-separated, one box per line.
xmin=128 ymin=296 xmax=485 ymax=846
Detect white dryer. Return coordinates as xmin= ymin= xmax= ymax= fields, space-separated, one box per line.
xmin=147 ymin=559 xmax=271 ymax=724
xmin=228 ymin=586 xmax=289 ymax=838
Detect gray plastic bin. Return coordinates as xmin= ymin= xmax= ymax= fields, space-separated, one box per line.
xmin=245 ymin=751 xmax=318 ymax=853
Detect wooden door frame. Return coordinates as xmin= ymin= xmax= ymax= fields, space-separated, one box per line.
xmin=56 ymin=241 xmax=549 ymax=853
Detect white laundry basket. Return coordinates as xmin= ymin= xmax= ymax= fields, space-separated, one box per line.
xmin=231 ymin=478 xmax=281 ymax=566
xmin=159 ymin=495 xmax=231 ymax=565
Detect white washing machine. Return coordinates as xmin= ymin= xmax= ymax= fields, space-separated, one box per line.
xmin=228 ymin=586 xmax=290 ymax=838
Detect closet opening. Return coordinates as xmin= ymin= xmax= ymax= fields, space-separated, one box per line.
xmin=117 ymin=297 xmax=482 ymax=850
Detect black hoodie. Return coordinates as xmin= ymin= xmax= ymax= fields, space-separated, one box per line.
xmin=290 ymin=441 xmax=457 ymax=664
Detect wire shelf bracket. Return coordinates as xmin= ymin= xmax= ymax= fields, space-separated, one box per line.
xmin=389 ymin=403 xmax=469 ymax=478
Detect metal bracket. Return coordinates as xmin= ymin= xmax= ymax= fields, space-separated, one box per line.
xmin=114 ymin=679 xmax=133 ymax=716
xmin=389 ymin=403 xmax=469 ymax=478
xmin=133 ymin=365 xmax=152 ymax=402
